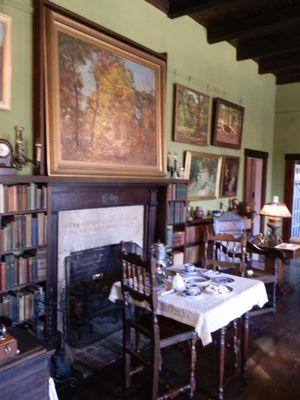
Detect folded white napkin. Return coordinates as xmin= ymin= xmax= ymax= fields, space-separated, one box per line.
xmin=158 ymin=288 xmax=176 ymax=296
xmin=204 ymin=284 xmax=230 ymax=294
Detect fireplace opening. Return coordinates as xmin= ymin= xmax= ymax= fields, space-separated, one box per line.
xmin=65 ymin=241 xmax=142 ymax=348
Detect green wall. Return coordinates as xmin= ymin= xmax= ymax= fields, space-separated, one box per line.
xmin=1 ymin=0 xmax=277 ymax=212
xmin=273 ymin=83 xmax=300 ymax=202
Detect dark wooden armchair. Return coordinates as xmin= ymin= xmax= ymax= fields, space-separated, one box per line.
xmin=203 ymin=228 xmax=248 ymax=277
xmin=120 ymin=249 xmax=197 ymax=400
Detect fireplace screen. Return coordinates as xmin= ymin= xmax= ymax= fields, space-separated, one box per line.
xmin=65 ymin=241 xmax=142 ymax=348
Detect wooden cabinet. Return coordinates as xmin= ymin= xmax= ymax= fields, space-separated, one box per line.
xmin=0 ymin=327 xmax=53 ymax=400
xmin=0 ymin=181 xmax=48 ymax=337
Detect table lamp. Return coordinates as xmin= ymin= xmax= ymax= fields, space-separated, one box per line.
xmin=259 ymin=196 xmax=291 ymax=246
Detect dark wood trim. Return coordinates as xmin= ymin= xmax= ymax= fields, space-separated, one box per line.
xmin=243 ymin=149 xmax=268 ymax=233
xmin=277 ymin=73 xmax=300 ymax=85
xmin=259 ymin=53 xmax=300 ymax=74
xmin=167 ymin=0 xmax=230 ymax=19
xmin=145 ymin=0 xmax=170 ymax=13
xmin=244 ymin=149 xmax=269 ymax=160
xmin=237 ymin=35 xmax=300 ymax=61
xmin=33 ymin=0 xmax=46 ymax=175
xmin=207 ymin=5 xmax=300 ymax=44
xmin=283 ymin=154 xmax=300 ymax=241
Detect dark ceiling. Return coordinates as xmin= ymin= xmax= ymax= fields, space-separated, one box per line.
xmin=146 ymin=0 xmax=300 ymax=84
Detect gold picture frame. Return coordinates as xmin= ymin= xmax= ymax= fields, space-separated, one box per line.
xmin=184 ymin=151 xmax=222 ymax=200
xmin=0 ymin=13 xmax=12 ymax=110
xmin=44 ymin=9 xmax=166 ymax=177
xmin=173 ymin=83 xmax=211 ymax=146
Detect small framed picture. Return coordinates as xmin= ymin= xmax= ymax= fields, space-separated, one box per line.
xmin=173 ymin=84 xmax=211 ymax=146
xmin=212 ymin=98 xmax=244 ymax=149
xmin=220 ymin=156 xmax=240 ymax=197
xmin=184 ymin=151 xmax=222 ymax=200
xmin=0 ymin=13 xmax=12 ymax=110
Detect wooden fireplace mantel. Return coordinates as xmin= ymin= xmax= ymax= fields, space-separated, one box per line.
xmin=0 ymin=175 xmax=169 ymax=338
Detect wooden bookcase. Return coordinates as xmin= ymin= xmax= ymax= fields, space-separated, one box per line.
xmin=0 ymin=180 xmax=47 ymax=337
xmin=163 ymin=179 xmax=188 ymax=264
xmin=185 ymin=218 xmax=213 ymax=265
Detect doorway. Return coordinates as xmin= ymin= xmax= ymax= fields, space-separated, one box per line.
xmin=283 ymin=154 xmax=300 ymax=241
xmin=244 ymin=149 xmax=268 ymax=235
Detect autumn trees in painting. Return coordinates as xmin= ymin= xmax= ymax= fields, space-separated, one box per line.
xmin=0 ymin=13 xmax=11 ymax=110
xmin=173 ymin=84 xmax=211 ymax=145
xmin=58 ymin=31 xmax=157 ymax=166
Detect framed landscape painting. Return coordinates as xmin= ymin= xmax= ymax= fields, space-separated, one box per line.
xmin=184 ymin=151 xmax=222 ymax=200
xmin=44 ymin=10 xmax=166 ymax=177
xmin=212 ymin=98 xmax=244 ymax=149
xmin=173 ymin=84 xmax=211 ymax=145
xmin=0 ymin=13 xmax=12 ymax=110
xmin=220 ymin=156 xmax=240 ymax=197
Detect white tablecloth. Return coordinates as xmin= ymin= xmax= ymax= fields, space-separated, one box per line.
xmin=109 ymin=268 xmax=268 ymax=346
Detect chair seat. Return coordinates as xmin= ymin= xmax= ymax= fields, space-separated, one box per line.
xmin=251 ymin=268 xmax=276 ymax=284
xmin=128 ymin=313 xmax=195 ymax=346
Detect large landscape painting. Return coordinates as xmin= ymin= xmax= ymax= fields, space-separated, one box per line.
xmin=0 ymin=13 xmax=11 ymax=110
xmin=45 ymin=11 xmax=166 ymax=176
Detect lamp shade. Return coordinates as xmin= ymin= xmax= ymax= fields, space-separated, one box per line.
xmin=259 ymin=202 xmax=291 ymax=218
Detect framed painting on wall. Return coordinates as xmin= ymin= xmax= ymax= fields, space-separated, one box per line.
xmin=184 ymin=151 xmax=222 ymax=200
xmin=212 ymin=98 xmax=244 ymax=149
xmin=0 ymin=13 xmax=12 ymax=110
xmin=173 ymin=84 xmax=211 ymax=145
xmin=220 ymin=156 xmax=240 ymax=197
xmin=44 ymin=9 xmax=166 ymax=177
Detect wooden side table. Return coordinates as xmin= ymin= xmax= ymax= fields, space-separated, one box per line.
xmin=0 ymin=328 xmax=54 ymax=400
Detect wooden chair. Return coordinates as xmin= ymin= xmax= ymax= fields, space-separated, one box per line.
xmin=246 ymin=241 xmax=285 ymax=314
xmin=120 ymin=249 xmax=197 ymax=400
xmin=203 ymin=228 xmax=248 ymax=276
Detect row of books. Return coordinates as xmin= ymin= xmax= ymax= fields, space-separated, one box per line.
xmin=0 ymin=213 xmax=47 ymax=253
xmin=167 ymin=202 xmax=186 ymax=224
xmin=0 ymin=249 xmax=47 ymax=292
xmin=185 ymin=245 xmax=201 ymax=264
xmin=166 ymin=226 xmax=185 ymax=248
xmin=0 ymin=183 xmax=47 ymax=213
xmin=171 ymin=250 xmax=184 ymax=266
xmin=167 ymin=183 xmax=186 ymax=201
xmin=0 ymin=284 xmax=45 ymax=324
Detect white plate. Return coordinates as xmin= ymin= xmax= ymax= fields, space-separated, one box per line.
xmin=181 ymin=270 xmax=198 ymax=276
xmin=201 ymin=284 xmax=233 ymax=295
xmin=212 ymin=276 xmax=235 ymax=284
xmin=182 ymin=288 xmax=201 ymax=297
xmin=188 ymin=276 xmax=210 ymax=286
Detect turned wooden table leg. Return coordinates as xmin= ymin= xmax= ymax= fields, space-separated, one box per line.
xmin=218 ymin=327 xmax=226 ymax=400
xmin=241 ymin=312 xmax=249 ymax=379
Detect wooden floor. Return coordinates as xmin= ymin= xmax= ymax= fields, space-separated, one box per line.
xmin=59 ymin=260 xmax=300 ymax=400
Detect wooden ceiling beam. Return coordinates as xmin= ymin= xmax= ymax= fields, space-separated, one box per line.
xmin=207 ymin=5 xmax=300 ymax=44
xmin=277 ymin=72 xmax=300 ymax=85
xmin=168 ymin=0 xmax=232 ymax=19
xmin=259 ymin=54 xmax=300 ymax=74
xmin=237 ymin=35 xmax=300 ymax=61
xmin=145 ymin=0 xmax=169 ymax=13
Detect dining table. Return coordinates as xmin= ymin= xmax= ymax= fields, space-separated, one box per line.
xmin=109 ymin=265 xmax=268 ymax=400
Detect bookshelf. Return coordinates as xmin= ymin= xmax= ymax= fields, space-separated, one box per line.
xmin=185 ymin=218 xmax=213 ymax=265
xmin=165 ymin=179 xmax=188 ymax=264
xmin=0 ymin=182 xmax=47 ymax=336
